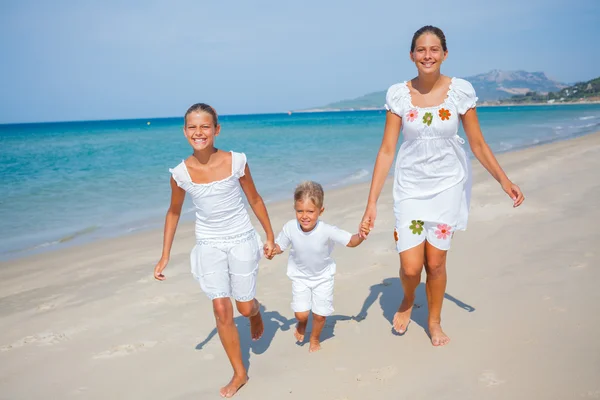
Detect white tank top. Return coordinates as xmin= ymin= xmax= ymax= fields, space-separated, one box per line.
xmin=169 ymin=151 xmax=254 ymax=239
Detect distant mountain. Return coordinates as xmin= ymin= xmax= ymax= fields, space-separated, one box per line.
xmin=497 ymin=76 xmax=600 ymax=104
xmin=300 ymin=70 xmax=569 ymax=111
xmin=468 ymin=70 xmax=568 ymax=101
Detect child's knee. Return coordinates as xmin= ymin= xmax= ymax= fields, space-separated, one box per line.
xmin=295 ymin=311 xmax=310 ymax=323
xmin=312 ymin=313 xmax=326 ymax=323
xmin=236 ymin=299 xmax=258 ymax=317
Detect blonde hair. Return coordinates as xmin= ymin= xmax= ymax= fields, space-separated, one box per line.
xmin=294 ymin=181 xmax=324 ymax=209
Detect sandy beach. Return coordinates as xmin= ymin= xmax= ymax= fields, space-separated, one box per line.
xmin=1 ymin=133 xmax=600 ymax=400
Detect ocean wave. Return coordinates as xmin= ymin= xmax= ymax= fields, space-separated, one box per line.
xmin=332 ymin=169 xmax=370 ymax=187
xmin=57 ymin=226 xmax=100 ymax=243
xmin=580 ymin=122 xmax=600 ymax=129
xmin=579 ymin=116 xmax=597 ymax=120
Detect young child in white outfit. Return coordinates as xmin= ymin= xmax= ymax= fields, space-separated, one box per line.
xmin=153 ymin=103 xmax=276 ymax=398
xmin=270 ymin=181 xmax=369 ymax=352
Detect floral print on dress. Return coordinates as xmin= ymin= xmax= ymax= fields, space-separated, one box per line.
xmin=409 ymin=220 xmax=425 ymax=235
xmin=422 ymin=112 xmax=433 ymax=126
xmin=438 ymin=108 xmax=451 ymax=121
xmin=406 ymin=109 xmax=419 ymax=122
xmin=435 ymin=224 xmax=452 ymax=239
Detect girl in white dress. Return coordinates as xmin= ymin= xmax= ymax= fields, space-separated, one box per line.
xmin=360 ymin=26 xmax=524 ymax=346
xmin=153 ymin=103 xmax=276 ymax=398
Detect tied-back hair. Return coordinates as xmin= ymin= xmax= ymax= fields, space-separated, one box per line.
xmin=184 ymin=103 xmax=218 ymax=126
xmin=411 ymin=25 xmax=447 ymax=52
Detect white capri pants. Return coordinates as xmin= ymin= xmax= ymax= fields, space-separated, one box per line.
xmin=190 ymin=230 xmax=262 ymax=302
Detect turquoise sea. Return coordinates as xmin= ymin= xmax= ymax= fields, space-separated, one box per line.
xmin=1 ymin=104 xmax=600 ymax=260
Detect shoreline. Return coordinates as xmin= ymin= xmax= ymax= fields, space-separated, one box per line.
xmin=1 ymin=130 xmax=599 ymax=399
xmin=2 ymin=130 xmax=599 ymax=266
xmin=3 ymin=129 xmax=600 ymax=263
xmin=294 ymin=100 xmax=600 ymax=113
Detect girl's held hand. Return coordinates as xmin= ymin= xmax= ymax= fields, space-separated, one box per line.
xmin=501 ymin=181 xmax=525 ymax=207
xmin=359 ymin=207 xmax=376 ymax=239
xmin=263 ymin=240 xmax=275 ymax=259
xmin=154 ymin=258 xmax=169 ymax=281
xmin=359 ymin=220 xmax=371 ymax=238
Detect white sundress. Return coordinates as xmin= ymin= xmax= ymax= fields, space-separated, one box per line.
xmin=385 ymin=77 xmax=478 ymax=252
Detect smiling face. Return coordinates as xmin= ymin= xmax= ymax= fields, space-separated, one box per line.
xmin=183 ymin=111 xmax=220 ymax=151
xmin=410 ymin=32 xmax=448 ymax=76
xmin=294 ymin=198 xmax=324 ymax=232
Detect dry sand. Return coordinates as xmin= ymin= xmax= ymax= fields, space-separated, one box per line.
xmin=1 ymin=133 xmax=599 ymax=399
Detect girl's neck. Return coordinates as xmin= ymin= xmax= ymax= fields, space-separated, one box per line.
xmin=414 ymin=72 xmax=443 ymax=93
xmin=192 ymin=147 xmax=218 ymax=165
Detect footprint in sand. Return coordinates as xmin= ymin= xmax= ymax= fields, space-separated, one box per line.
xmin=1 ymin=331 xmax=69 ymax=352
xmin=369 ymin=247 xmax=395 ymax=256
xmin=143 ymin=296 xmax=167 ymax=305
xmin=478 ymin=370 xmax=505 ymax=387
xmin=371 ymin=365 xmax=398 ymax=383
xmin=93 ymin=341 xmax=158 ymax=359
xmin=549 ymin=306 xmax=567 ymax=313
xmin=37 ymin=303 xmax=56 ymax=312
xmin=355 ymin=366 xmax=399 ymax=388
xmin=581 ymin=390 xmax=600 ymax=398
xmin=570 ymin=263 xmax=587 ymax=270
xmin=141 ymin=294 xmax=193 ymax=306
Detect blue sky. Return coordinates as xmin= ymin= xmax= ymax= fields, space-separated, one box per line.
xmin=1 ymin=0 xmax=599 ymax=124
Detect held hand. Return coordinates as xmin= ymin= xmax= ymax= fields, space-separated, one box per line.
xmin=263 ymin=240 xmax=276 ymax=259
xmin=359 ymin=220 xmax=371 ymax=239
xmin=359 ymin=207 xmax=376 ymax=239
xmin=154 ymin=257 xmax=169 ymax=281
xmin=502 ymin=181 xmax=525 ymax=207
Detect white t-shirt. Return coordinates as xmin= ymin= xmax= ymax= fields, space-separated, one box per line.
xmin=275 ymin=219 xmax=353 ymax=281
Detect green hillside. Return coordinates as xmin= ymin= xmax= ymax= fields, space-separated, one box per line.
xmin=498 ymin=77 xmax=600 ymax=104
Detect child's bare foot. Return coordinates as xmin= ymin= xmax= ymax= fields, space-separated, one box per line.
xmin=308 ymin=339 xmax=321 ymax=352
xmin=393 ymin=297 xmax=414 ymax=334
xmin=249 ymin=312 xmax=264 ymax=341
xmin=220 ymin=374 xmax=248 ymax=398
xmin=294 ymin=321 xmax=307 ymax=342
xmin=429 ymin=323 xmax=450 ymax=346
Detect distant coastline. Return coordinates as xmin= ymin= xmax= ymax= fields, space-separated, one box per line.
xmin=292 ymin=100 xmax=600 ymax=114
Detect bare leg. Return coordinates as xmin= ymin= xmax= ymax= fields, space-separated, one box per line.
xmin=394 ymin=243 xmax=425 ymax=334
xmin=236 ymin=298 xmax=264 ymax=341
xmin=424 ymin=242 xmax=450 ymax=346
xmin=212 ymin=298 xmax=247 ymax=398
xmin=309 ymin=313 xmax=326 ymax=352
xmin=294 ymin=311 xmax=310 ymax=342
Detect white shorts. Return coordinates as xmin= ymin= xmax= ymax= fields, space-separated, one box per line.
xmin=190 ymin=230 xmax=262 ymax=302
xmin=394 ymin=220 xmax=454 ymax=253
xmin=291 ymin=277 xmax=334 ymax=317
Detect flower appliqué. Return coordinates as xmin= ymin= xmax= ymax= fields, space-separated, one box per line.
xmin=435 ymin=224 xmax=452 ymax=240
xmin=422 ymin=112 xmax=433 ymax=126
xmin=438 ymin=108 xmax=451 ymax=121
xmin=405 ymin=109 xmax=419 ymax=122
xmin=409 ymin=220 xmax=424 ymax=235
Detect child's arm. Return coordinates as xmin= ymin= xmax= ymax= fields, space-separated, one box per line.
xmin=326 ymin=223 xmax=365 ymax=248
xmin=269 ymin=226 xmax=291 ymax=259
xmin=154 ymin=178 xmax=186 ymax=280
xmin=346 ymin=233 xmax=365 ymax=248
xmin=345 ymin=220 xmax=371 ymax=247
xmin=239 ymin=163 xmax=275 ymax=256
